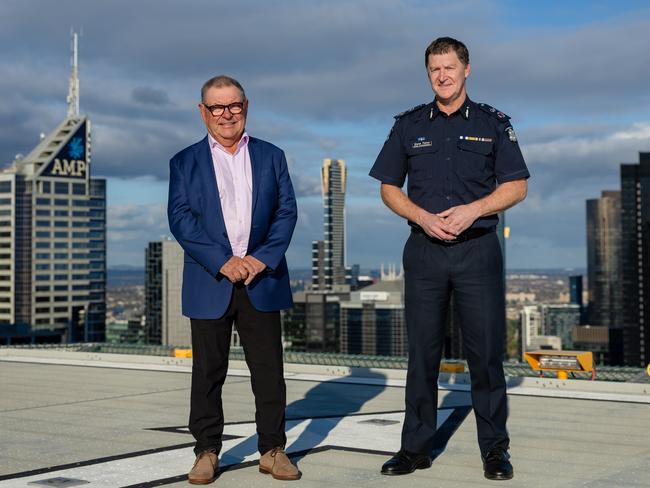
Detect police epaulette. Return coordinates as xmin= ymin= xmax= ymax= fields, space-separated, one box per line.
xmin=478 ymin=103 xmax=511 ymax=122
xmin=394 ymin=103 xmax=426 ymax=120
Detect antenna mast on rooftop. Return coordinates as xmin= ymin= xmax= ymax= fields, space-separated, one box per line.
xmin=66 ymin=30 xmax=80 ymax=117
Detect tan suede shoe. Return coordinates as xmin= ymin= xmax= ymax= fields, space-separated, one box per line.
xmin=259 ymin=447 xmax=301 ymax=480
xmin=188 ymin=449 xmax=218 ymax=485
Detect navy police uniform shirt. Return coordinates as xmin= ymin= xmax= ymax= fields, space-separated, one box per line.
xmin=369 ymin=97 xmax=530 ymax=230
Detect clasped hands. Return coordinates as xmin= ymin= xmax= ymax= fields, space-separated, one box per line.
xmin=417 ymin=203 xmax=481 ymax=241
xmin=219 ymin=255 xmax=266 ymax=285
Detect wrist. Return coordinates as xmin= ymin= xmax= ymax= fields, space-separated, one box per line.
xmin=470 ymin=201 xmax=484 ymax=220
xmin=413 ymin=207 xmax=428 ymax=227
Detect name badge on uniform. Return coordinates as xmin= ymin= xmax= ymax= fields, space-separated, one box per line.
xmin=459 ymin=136 xmax=493 ymax=143
xmin=412 ymin=136 xmax=432 ymax=149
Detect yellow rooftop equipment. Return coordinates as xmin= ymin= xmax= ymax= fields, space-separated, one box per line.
xmin=440 ymin=361 xmax=466 ymax=373
xmin=174 ymin=349 xmax=193 ymax=358
xmin=524 ymin=350 xmax=594 ymax=380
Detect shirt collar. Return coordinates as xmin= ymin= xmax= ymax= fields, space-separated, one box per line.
xmin=208 ymin=132 xmax=249 ymax=154
xmin=429 ymin=96 xmax=472 ymax=120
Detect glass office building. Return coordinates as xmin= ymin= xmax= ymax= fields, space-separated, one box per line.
xmin=620 ymin=153 xmax=650 ymax=366
xmin=0 ymin=33 xmax=106 ymax=343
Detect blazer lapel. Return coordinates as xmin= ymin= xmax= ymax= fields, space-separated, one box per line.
xmin=196 ymin=136 xmax=228 ymax=242
xmin=248 ymin=137 xmax=264 ymax=216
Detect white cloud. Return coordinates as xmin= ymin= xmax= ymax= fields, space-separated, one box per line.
xmin=612 ymin=123 xmax=650 ymax=141
xmin=107 ymin=203 xmax=169 ymax=265
xmin=525 ymin=122 xmax=650 ymax=169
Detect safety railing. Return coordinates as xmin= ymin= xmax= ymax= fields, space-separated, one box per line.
xmin=2 ymin=343 xmax=648 ymax=383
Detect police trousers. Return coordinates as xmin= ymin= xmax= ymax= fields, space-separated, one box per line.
xmin=401 ymin=229 xmax=509 ymax=457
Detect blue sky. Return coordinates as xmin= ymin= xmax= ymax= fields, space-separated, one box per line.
xmin=1 ymin=0 xmax=649 ymax=270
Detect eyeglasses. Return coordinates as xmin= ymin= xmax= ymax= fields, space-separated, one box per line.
xmin=202 ymin=101 xmax=245 ymax=117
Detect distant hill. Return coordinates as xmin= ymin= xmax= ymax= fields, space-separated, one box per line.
xmin=107 ymin=266 xmax=582 ymax=290
xmin=506 ymin=268 xmax=586 ymax=276
xmin=108 ymin=267 xmax=144 ymax=288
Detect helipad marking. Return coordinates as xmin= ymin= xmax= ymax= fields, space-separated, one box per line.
xmin=0 ymin=409 xmax=463 ymax=488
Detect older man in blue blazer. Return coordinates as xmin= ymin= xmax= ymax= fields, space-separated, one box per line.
xmin=168 ymin=75 xmax=298 ymax=484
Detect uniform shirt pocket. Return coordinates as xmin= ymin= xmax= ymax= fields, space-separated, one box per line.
xmin=406 ymin=143 xmax=440 ymax=181
xmin=456 ymin=139 xmax=493 ymax=178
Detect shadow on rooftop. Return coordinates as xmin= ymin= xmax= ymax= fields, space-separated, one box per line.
xmin=220 ymin=368 xmax=387 ymax=468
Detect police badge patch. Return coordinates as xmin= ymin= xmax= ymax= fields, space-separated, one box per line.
xmin=506 ymin=126 xmax=518 ymax=142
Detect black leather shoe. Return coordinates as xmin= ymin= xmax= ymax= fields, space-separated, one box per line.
xmin=381 ymin=449 xmax=432 ymax=475
xmin=482 ymin=448 xmax=513 ymax=480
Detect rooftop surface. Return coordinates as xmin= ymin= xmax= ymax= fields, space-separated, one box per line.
xmin=1 ymin=348 xmax=649 ymax=488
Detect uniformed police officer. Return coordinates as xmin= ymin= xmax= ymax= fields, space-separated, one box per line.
xmin=369 ymin=37 xmax=529 ymax=481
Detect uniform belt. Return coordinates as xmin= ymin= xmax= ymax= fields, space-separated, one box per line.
xmin=410 ymin=225 xmax=494 ymax=244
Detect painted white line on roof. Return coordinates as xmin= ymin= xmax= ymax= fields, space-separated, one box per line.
xmin=505 ymin=386 xmax=650 ymax=404
xmin=0 ymin=410 xmax=453 ymax=488
xmin=0 ymin=355 xmax=192 ymax=373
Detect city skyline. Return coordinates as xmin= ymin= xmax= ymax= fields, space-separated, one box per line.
xmin=1 ymin=1 xmax=650 ymax=269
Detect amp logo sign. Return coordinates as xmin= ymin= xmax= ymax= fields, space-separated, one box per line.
xmin=43 ymin=122 xmax=88 ymax=179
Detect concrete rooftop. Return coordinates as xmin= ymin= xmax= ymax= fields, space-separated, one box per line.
xmin=1 ymin=348 xmax=649 ymax=488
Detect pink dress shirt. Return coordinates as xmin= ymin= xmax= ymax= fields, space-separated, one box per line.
xmin=208 ymin=133 xmax=253 ymax=258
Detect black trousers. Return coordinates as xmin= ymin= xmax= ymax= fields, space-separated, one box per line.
xmin=189 ymin=284 xmax=287 ymax=455
xmin=401 ymin=230 xmax=509 ymax=457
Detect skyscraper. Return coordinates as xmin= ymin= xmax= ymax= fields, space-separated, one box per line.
xmin=144 ymin=242 xmax=163 ymax=344
xmin=569 ymin=275 xmax=586 ymax=324
xmin=620 ymin=153 xmax=650 ymax=367
xmin=298 ymin=159 xmax=350 ymax=349
xmin=145 ymin=240 xmax=239 ymax=348
xmin=569 ymin=275 xmax=583 ymax=308
xmin=311 ymin=240 xmax=326 ymax=291
xmin=586 ymin=191 xmax=622 ymax=329
xmin=0 ymin=32 xmax=106 ymax=343
xmin=145 ymin=240 xmax=189 ymax=346
xmin=312 ymin=159 xmax=346 ymax=290
xmin=586 ymin=190 xmax=622 ymax=363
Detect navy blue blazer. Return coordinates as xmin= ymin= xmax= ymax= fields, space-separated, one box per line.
xmin=167 ymin=136 xmax=297 ymax=319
